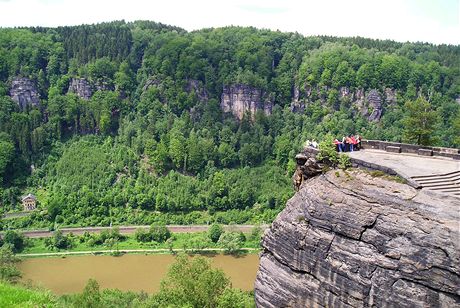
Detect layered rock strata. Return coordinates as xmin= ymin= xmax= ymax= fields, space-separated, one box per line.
xmin=9 ymin=77 xmax=40 ymax=109
xmin=220 ymin=84 xmax=273 ymax=120
xmin=255 ymin=168 xmax=460 ymax=307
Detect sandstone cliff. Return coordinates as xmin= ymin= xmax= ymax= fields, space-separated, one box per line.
xmin=9 ymin=77 xmax=40 ymax=109
xmin=291 ymin=86 xmax=397 ymax=122
xmin=255 ymin=168 xmax=460 ymax=307
xmin=221 ymin=84 xmax=273 ymax=120
xmin=68 ymin=78 xmax=93 ymax=100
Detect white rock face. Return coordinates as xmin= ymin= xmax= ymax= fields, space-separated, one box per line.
xmin=10 ymin=77 xmax=40 ymax=109
xmin=220 ymin=84 xmax=272 ymax=120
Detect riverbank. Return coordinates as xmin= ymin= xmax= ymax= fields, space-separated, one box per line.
xmin=15 ymin=227 xmax=263 ymax=257
xmin=18 ymin=247 xmax=261 ymax=258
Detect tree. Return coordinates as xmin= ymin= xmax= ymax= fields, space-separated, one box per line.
xmin=218 ymin=232 xmax=243 ymax=254
xmin=402 ymin=97 xmax=439 ymax=145
xmin=149 ymin=224 xmax=171 ymax=243
xmin=169 ymin=129 xmax=186 ymax=170
xmin=3 ymin=231 xmax=25 ymax=253
xmin=51 ymin=230 xmax=72 ymax=250
xmin=151 ymin=254 xmax=230 ymax=307
xmin=0 ymin=135 xmax=14 ymax=183
xmin=0 ymin=245 xmax=21 ymax=282
xmin=217 ymin=288 xmax=255 ymax=308
xmin=208 ymin=223 xmax=223 ymax=243
xmin=72 ymin=279 xmax=102 ymax=307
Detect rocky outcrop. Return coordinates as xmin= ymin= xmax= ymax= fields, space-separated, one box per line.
xmin=68 ymin=78 xmax=93 ymax=100
xmin=9 ymin=77 xmax=40 ymax=109
xmin=291 ymin=86 xmax=398 ymax=122
xmin=142 ymin=77 xmax=162 ymax=92
xmin=186 ymin=79 xmax=209 ymax=102
xmin=364 ymin=89 xmax=383 ymax=122
xmin=94 ymin=80 xmax=114 ymax=92
xmin=255 ymin=168 xmax=460 ymax=307
xmin=220 ymin=84 xmax=273 ymax=120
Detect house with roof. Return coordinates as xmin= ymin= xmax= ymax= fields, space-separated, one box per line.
xmin=22 ymin=194 xmax=37 ymax=211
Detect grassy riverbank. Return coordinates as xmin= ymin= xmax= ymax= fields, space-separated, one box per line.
xmin=18 ymin=229 xmax=262 ymax=257
xmin=0 ymin=281 xmax=57 ymax=307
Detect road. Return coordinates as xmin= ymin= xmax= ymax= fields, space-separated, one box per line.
xmin=3 ymin=224 xmax=269 ymax=238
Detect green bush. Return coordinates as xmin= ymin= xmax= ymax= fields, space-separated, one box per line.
xmin=317 ymin=135 xmax=339 ymax=167
xmin=134 ymin=224 xmax=171 ymax=243
xmin=208 ymin=223 xmax=223 ymax=243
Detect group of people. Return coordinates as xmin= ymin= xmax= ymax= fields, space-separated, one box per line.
xmin=333 ymin=135 xmax=362 ymax=152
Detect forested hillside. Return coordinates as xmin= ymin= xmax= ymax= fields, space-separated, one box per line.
xmin=0 ymin=21 xmax=459 ymax=229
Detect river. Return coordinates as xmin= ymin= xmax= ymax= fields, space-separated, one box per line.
xmin=18 ymin=253 xmax=259 ymax=295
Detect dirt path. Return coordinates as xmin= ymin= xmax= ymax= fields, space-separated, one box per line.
xmin=6 ymin=224 xmax=268 ymax=238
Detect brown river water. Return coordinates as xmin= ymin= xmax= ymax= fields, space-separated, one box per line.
xmin=18 ymin=253 xmax=260 ymax=295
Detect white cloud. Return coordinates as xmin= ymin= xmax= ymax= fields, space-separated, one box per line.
xmin=0 ymin=0 xmax=458 ymax=44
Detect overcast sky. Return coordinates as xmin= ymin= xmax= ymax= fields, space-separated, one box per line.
xmin=0 ymin=0 xmax=458 ymax=45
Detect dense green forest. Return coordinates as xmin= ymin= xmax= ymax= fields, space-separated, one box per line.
xmin=0 ymin=21 xmax=459 ymax=229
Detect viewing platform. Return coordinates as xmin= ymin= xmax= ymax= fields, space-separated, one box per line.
xmin=299 ymin=140 xmax=460 ymax=197
xmin=348 ymin=149 xmax=460 ymax=197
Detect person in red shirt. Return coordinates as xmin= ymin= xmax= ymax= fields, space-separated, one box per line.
xmin=350 ymin=135 xmax=358 ymax=151
xmin=334 ymin=139 xmax=344 ymax=152
xmin=346 ymin=135 xmax=354 ymax=152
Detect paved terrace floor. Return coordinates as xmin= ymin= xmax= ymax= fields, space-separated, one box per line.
xmin=348 ymin=149 xmax=460 ymax=177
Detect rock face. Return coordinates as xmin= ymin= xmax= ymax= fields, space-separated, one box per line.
xmin=68 ymin=78 xmax=93 ymax=100
xmin=364 ymin=89 xmax=383 ymax=121
xmin=255 ymin=168 xmax=460 ymax=307
xmin=220 ymin=84 xmax=273 ymax=120
xmin=9 ymin=77 xmax=40 ymax=109
xmin=291 ymin=86 xmax=397 ymax=122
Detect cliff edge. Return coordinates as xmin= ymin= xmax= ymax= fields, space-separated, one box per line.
xmin=254 ymin=168 xmax=460 ymax=307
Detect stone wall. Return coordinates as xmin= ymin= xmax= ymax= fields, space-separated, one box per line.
xmin=361 ymin=140 xmax=460 ymax=160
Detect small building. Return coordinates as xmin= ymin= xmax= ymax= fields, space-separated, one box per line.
xmin=22 ymin=194 xmax=37 ymax=211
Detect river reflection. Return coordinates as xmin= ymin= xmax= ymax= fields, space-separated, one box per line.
xmin=18 ymin=253 xmax=259 ymax=295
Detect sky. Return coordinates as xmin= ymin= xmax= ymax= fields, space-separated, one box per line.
xmin=0 ymin=0 xmax=458 ymax=45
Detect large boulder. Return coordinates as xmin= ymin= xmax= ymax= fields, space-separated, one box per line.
xmin=255 ymin=169 xmax=460 ymax=307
